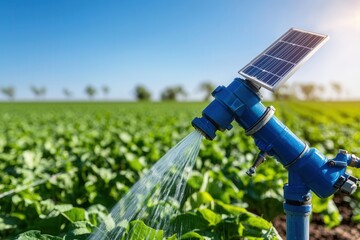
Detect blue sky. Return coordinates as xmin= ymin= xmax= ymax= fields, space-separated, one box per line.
xmin=0 ymin=0 xmax=359 ymax=100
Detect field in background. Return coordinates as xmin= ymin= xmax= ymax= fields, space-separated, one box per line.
xmin=1 ymin=101 xmax=360 ymax=239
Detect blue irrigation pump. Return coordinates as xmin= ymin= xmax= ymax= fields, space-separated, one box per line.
xmin=192 ymin=78 xmax=360 ymax=239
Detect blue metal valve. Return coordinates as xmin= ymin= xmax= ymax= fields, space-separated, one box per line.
xmin=192 ymin=78 xmax=357 ymax=198
xmin=192 ymin=78 xmax=359 ymax=240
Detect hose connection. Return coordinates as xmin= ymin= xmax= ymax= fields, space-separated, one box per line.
xmin=329 ymin=149 xmax=360 ymax=195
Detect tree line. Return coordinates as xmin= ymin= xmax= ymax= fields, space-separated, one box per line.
xmin=0 ymin=82 xmax=215 ymax=101
xmin=273 ymin=82 xmax=343 ymax=101
xmin=0 ymin=81 xmax=344 ymax=101
xmin=0 ymin=86 xmax=111 ymax=101
xmin=135 ymin=82 xmax=214 ymax=101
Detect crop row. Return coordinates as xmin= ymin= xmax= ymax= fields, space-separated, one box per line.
xmin=0 ymin=101 xmax=359 ymax=239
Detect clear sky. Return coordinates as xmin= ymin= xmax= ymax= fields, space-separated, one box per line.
xmin=0 ymin=0 xmax=359 ymax=101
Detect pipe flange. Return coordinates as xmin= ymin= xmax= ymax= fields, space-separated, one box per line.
xmin=284 ymin=144 xmax=309 ymax=169
xmin=245 ymin=106 xmax=275 ymax=136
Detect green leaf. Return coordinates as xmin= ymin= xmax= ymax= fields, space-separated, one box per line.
xmin=54 ymin=204 xmax=74 ymax=214
xmin=128 ymin=220 xmax=163 ymax=240
xmin=197 ymin=209 xmax=221 ymax=226
xmin=237 ymin=212 xmax=274 ymax=238
xmin=352 ymin=213 xmax=360 ymax=223
xmin=28 ymin=216 xmax=64 ymax=235
xmin=215 ymin=218 xmax=240 ymax=239
xmin=244 ymin=214 xmax=272 ymax=230
xmin=127 ymin=157 xmax=143 ymax=172
xmin=16 ymin=230 xmax=62 ymax=240
xmin=87 ymin=204 xmax=109 ymax=226
xmin=187 ymin=171 xmax=204 ymax=190
xmin=195 ymin=192 xmax=214 ymax=204
xmin=185 ymin=192 xmax=214 ymax=210
xmin=195 ymin=231 xmax=221 ymax=240
xmin=312 ymin=195 xmax=330 ymax=213
xmin=167 ymin=234 xmax=178 ymax=240
xmin=323 ymin=210 xmax=342 ymax=228
xmin=169 ymin=212 xmax=209 ymax=234
xmin=65 ymin=221 xmax=94 ymax=240
xmin=22 ymin=150 xmax=40 ymax=170
xmin=180 ymin=232 xmax=204 ymax=240
xmin=214 ymin=200 xmax=247 ymax=215
xmin=119 ymin=132 xmax=132 ymax=143
xmin=264 ymin=227 xmax=282 ymax=240
xmin=61 ymin=207 xmax=87 ymax=223
xmin=313 ymin=196 xmax=341 ymax=228
xmin=0 ymin=214 xmax=21 ymax=230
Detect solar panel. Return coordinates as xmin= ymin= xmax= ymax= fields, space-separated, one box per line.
xmin=239 ymin=28 xmax=329 ymax=91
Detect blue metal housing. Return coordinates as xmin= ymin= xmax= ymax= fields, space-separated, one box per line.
xmin=192 ymin=78 xmax=348 ymax=198
xmin=192 ymin=78 xmax=358 ymax=240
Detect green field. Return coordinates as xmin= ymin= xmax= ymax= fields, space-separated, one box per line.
xmin=1 ymin=101 xmax=360 ymax=239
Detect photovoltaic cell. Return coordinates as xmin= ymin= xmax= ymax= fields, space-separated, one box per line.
xmin=239 ymin=28 xmax=328 ymax=91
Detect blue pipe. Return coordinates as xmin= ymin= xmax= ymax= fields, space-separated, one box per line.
xmin=284 ymin=202 xmax=311 ymax=240
xmin=284 ymin=172 xmax=311 ymax=240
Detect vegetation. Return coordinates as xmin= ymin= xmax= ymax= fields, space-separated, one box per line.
xmin=199 ymin=81 xmax=215 ymax=101
xmin=161 ymin=86 xmax=187 ymax=101
xmin=0 ymin=87 xmax=15 ymax=100
xmin=62 ymin=88 xmax=73 ymax=99
xmin=85 ymin=85 xmax=96 ymax=100
xmin=298 ymin=83 xmax=324 ymax=100
xmin=135 ymin=85 xmax=152 ymax=101
xmin=331 ymin=82 xmax=342 ymax=100
xmin=0 ymin=101 xmax=360 ymax=239
xmin=101 ymin=86 xmax=110 ymax=99
xmin=0 ymin=81 xmax=346 ymax=101
xmin=30 ymin=86 xmax=46 ymax=99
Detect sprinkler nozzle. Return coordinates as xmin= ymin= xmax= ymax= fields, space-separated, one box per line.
xmin=192 ymin=117 xmax=217 ymax=140
xmin=192 ymin=80 xmax=256 ymax=140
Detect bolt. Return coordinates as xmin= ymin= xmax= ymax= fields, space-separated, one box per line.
xmin=339 ymin=149 xmax=348 ymax=155
xmin=350 ymin=154 xmax=358 ymax=167
xmin=351 ymin=154 xmax=359 ymax=162
xmin=329 ymin=160 xmax=335 ymax=166
xmin=303 ymin=196 xmax=311 ymax=201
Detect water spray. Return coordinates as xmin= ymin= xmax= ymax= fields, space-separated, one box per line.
xmin=192 ymin=28 xmax=359 ymax=240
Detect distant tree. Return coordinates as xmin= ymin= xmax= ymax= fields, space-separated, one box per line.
xmin=135 ymin=85 xmax=151 ymax=101
xmin=161 ymin=86 xmax=187 ymax=101
xmin=1 ymin=87 xmax=15 ymax=100
xmin=85 ymin=85 xmax=96 ymax=100
xmin=30 ymin=86 xmax=46 ymax=99
xmin=102 ymin=86 xmax=110 ymax=99
xmin=63 ymin=88 xmax=73 ymax=98
xmin=273 ymin=84 xmax=298 ymax=101
xmin=299 ymin=83 xmax=324 ymax=100
xmin=331 ymin=82 xmax=342 ymax=100
xmin=0 ymin=87 xmax=15 ymax=100
xmin=299 ymin=84 xmax=315 ymax=100
xmin=199 ymin=81 xmax=215 ymax=101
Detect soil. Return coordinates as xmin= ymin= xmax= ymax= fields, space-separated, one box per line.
xmin=272 ymin=194 xmax=360 ymax=240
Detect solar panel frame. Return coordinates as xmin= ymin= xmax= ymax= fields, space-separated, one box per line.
xmin=239 ymin=28 xmax=329 ymax=91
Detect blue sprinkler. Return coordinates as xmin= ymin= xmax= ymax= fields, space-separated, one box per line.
xmin=192 ymin=28 xmax=360 ymax=240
